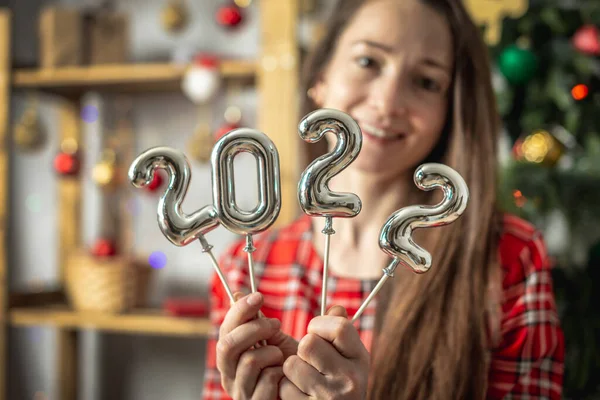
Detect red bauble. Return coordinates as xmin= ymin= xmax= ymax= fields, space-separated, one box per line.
xmin=216 ymin=4 xmax=243 ymax=28
xmin=572 ymin=25 xmax=600 ymax=56
xmin=54 ymin=152 xmax=80 ymax=175
xmin=91 ymin=239 xmax=117 ymax=257
xmin=215 ymin=123 xmax=239 ymax=141
xmin=146 ymin=171 xmax=164 ymax=193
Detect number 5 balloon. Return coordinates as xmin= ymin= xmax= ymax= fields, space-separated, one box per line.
xmin=298 ymin=109 xmax=362 ymax=316
xmin=351 ymin=163 xmax=470 ymax=322
xmin=128 ymin=147 xmax=235 ymax=304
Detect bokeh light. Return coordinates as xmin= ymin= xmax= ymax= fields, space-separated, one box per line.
xmin=148 ymin=251 xmax=168 ymax=269
xmin=81 ymin=105 xmax=99 ymax=123
xmin=571 ymin=84 xmax=589 ymax=100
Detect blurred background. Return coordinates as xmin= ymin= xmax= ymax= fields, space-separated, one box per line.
xmin=1 ymin=0 xmax=599 ymax=399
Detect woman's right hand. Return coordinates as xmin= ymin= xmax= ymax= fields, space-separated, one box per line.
xmin=216 ymin=292 xmax=299 ymax=400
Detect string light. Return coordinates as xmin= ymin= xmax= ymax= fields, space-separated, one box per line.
xmin=571 ymin=84 xmax=589 ymax=100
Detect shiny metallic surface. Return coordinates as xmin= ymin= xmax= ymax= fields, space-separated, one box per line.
xmin=211 ymin=128 xmax=281 ymax=235
xmin=297 ymin=108 xmax=363 ymax=218
xmin=128 ymin=146 xmax=219 ymax=246
xmin=379 ymin=163 xmax=470 ymax=274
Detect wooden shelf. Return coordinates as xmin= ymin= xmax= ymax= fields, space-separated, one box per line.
xmin=9 ymin=305 xmax=212 ymax=338
xmin=11 ymin=60 xmax=256 ymax=95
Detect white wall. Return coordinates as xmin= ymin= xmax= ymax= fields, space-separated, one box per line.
xmin=8 ymin=1 xmax=265 ymax=399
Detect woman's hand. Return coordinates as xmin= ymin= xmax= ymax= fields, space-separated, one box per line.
xmin=216 ymin=292 xmax=298 ymax=400
xmin=279 ymin=306 xmax=370 ymax=400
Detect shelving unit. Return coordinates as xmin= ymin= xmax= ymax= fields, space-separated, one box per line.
xmin=0 ymin=2 xmax=301 ymax=399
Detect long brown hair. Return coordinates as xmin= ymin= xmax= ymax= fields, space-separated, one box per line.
xmin=300 ymin=1 xmax=503 ymax=398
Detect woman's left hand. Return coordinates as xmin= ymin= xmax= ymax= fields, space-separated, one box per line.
xmin=279 ymin=305 xmax=370 ymax=399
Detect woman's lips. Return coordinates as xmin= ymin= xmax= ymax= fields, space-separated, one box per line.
xmin=361 ymin=129 xmax=405 ymax=144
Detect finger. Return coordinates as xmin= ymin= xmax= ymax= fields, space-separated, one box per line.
xmin=327 ymin=305 xmax=348 ymax=318
xmin=252 ymin=366 xmax=284 ymax=400
xmin=237 ymin=346 xmax=284 ymax=396
xmin=220 ymin=292 xmax=265 ymax=336
xmin=279 ymin=377 xmax=310 ymax=400
xmin=282 ymin=355 xmax=326 ymax=398
xmin=307 ymin=313 xmax=367 ymax=360
xmin=297 ymin=333 xmax=342 ymax=375
xmin=217 ymin=317 xmax=281 ymax=379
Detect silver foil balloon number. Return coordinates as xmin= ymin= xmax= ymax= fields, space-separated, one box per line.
xmin=128 ymin=147 xmax=234 ymax=303
xmin=351 ymin=163 xmax=470 ymax=322
xmin=211 ymin=128 xmax=282 ymax=295
xmin=298 ymin=108 xmax=362 ymax=218
xmin=297 ymin=109 xmax=363 ymax=316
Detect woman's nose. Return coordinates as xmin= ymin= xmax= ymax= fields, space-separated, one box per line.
xmin=369 ymin=75 xmax=407 ymax=118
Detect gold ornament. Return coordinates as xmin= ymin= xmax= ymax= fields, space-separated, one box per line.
xmin=463 ymin=0 xmax=529 ymax=45
xmin=93 ymin=149 xmax=119 ymax=189
xmin=517 ymin=129 xmax=565 ymax=166
xmin=187 ymin=124 xmax=214 ymax=164
xmin=161 ymin=0 xmax=188 ymax=33
xmin=234 ymin=0 xmax=252 ymax=8
xmin=14 ymin=101 xmax=45 ymax=151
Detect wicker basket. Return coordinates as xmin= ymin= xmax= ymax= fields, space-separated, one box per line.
xmin=66 ymin=250 xmax=154 ymax=313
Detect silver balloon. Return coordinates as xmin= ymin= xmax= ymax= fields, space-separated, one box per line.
xmin=379 ymin=163 xmax=469 ymax=274
xmin=297 ymin=108 xmax=363 ymax=316
xmin=129 ymin=147 xmax=219 ymax=246
xmin=211 ymin=128 xmax=282 ymax=235
xmin=211 ymin=128 xmax=281 ymax=303
xmin=129 ymin=146 xmax=236 ymax=305
xmin=297 ymin=108 xmax=362 ymax=218
xmin=351 ymin=163 xmax=469 ymax=322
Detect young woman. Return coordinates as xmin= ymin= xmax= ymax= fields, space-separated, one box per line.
xmin=202 ymin=0 xmax=565 ymax=399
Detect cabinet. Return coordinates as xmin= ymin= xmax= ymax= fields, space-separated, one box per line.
xmin=0 ymin=2 xmax=301 ymax=398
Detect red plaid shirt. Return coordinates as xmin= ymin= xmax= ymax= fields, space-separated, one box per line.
xmin=202 ymin=214 xmax=565 ymax=399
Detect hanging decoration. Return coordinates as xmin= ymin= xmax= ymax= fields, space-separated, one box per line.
xmin=233 ymin=0 xmax=252 ymax=8
xmin=145 ymin=170 xmax=164 ymax=193
xmin=216 ymin=2 xmax=243 ymax=29
xmin=91 ymin=237 xmax=117 ymax=257
xmin=54 ymin=138 xmax=81 ymax=176
xmin=463 ymin=0 xmax=529 ymax=45
xmin=498 ymin=42 xmax=538 ymax=85
xmin=188 ymin=122 xmax=214 ymax=164
xmin=14 ymin=95 xmax=45 ymax=152
xmin=512 ymin=128 xmax=566 ymax=166
xmin=215 ymin=105 xmax=242 ymax=141
xmin=92 ymin=148 xmax=119 ymax=189
xmin=181 ymin=54 xmax=222 ymax=104
xmin=572 ymin=25 xmax=600 ymax=56
xmin=161 ymin=0 xmax=189 ymax=34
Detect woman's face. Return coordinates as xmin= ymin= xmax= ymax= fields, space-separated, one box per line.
xmin=312 ymin=0 xmax=454 ymax=180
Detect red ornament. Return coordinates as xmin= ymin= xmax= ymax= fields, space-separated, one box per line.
xmin=54 ymin=152 xmax=80 ymax=175
xmin=572 ymin=25 xmax=600 ymax=56
xmin=215 ymin=123 xmax=239 ymax=141
xmin=512 ymin=137 xmax=524 ymax=159
xmin=146 ymin=171 xmax=164 ymax=193
xmin=91 ymin=239 xmax=117 ymax=257
xmin=194 ymin=54 xmax=220 ymax=68
xmin=216 ymin=4 xmax=243 ymax=28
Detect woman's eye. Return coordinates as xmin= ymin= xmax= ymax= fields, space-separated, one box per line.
xmin=418 ymin=77 xmax=441 ymax=92
xmin=356 ymin=56 xmax=376 ymax=69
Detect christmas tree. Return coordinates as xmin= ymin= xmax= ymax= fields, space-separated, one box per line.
xmin=489 ymin=1 xmax=600 ymax=398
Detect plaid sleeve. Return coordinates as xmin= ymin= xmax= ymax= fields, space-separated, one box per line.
xmin=488 ymin=227 xmax=565 ymax=399
xmin=202 ymin=242 xmax=247 ymax=400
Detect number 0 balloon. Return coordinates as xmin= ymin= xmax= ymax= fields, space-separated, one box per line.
xmin=211 ymin=128 xmax=282 ymax=296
